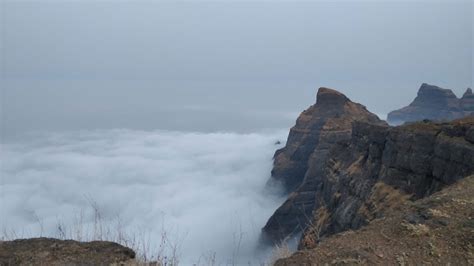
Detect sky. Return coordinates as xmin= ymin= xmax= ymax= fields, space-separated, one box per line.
xmin=0 ymin=1 xmax=472 ymax=263
xmin=1 ymin=0 xmax=472 ymax=136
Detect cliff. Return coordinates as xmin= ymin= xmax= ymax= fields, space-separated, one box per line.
xmin=387 ymin=83 xmax=473 ymax=124
xmin=275 ymin=175 xmax=474 ymax=265
xmin=297 ymin=116 xmax=474 ymax=250
xmin=262 ymin=86 xmax=474 ymax=251
xmin=461 ymin=88 xmax=474 ymax=112
xmin=263 ymin=88 xmax=386 ymax=244
xmin=266 ymin=111 xmax=474 ymax=264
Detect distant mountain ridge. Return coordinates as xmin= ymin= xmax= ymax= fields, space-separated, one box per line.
xmin=387 ymin=83 xmax=473 ymax=125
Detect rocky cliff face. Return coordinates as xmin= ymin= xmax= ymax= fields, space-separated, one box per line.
xmin=262 ymin=88 xmax=386 ymax=244
xmin=387 ymin=83 xmax=473 ymax=124
xmin=461 ymin=88 xmax=474 ymax=112
xmin=276 ymin=175 xmax=474 ymax=265
xmin=297 ymin=117 xmax=474 ymax=250
xmin=262 ymin=87 xmax=474 ymax=248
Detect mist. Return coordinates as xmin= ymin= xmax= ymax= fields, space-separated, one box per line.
xmin=0 ymin=129 xmax=288 ymax=263
xmin=0 ymin=0 xmax=472 ymax=264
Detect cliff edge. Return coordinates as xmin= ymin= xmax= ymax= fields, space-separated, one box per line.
xmin=263 ymin=87 xmax=386 ymax=244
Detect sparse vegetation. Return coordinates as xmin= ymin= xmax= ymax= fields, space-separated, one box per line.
xmin=268 ymin=241 xmax=293 ymax=265
xmin=1 ymin=199 xmax=184 ymax=266
xmin=1 ymin=198 xmax=294 ymax=266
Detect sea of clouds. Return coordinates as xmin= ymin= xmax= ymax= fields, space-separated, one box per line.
xmin=0 ymin=129 xmax=288 ymax=264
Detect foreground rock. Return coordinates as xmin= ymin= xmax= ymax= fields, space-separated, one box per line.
xmin=387 ymin=83 xmax=473 ymax=124
xmin=0 ymin=238 xmax=136 ymax=266
xmin=275 ymin=175 xmax=474 ymax=265
xmin=263 ymin=87 xmax=386 ymax=244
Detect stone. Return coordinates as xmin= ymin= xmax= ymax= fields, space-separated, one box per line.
xmin=262 ymin=87 xmax=386 ymax=244
xmin=387 ymin=83 xmax=473 ymax=125
xmin=262 ymin=113 xmax=474 ymax=248
xmin=0 ymin=238 xmax=136 ymax=265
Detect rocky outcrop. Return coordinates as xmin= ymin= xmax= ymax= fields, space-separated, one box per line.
xmin=262 ymin=88 xmax=386 ymax=244
xmin=275 ymin=175 xmax=474 ymax=266
xmin=0 ymin=238 xmax=136 ymax=265
xmin=296 ymin=117 xmax=474 ymax=250
xmin=387 ymin=83 xmax=473 ymax=124
xmin=461 ymin=88 xmax=474 ymax=112
xmin=263 ymin=108 xmax=474 ymax=247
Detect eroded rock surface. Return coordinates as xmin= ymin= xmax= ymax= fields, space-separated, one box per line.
xmin=387 ymin=83 xmax=473 ymax=124
xmin=275 ymin=175 xmax=474 ymax=266
xmin=263 ymin=106 xmax=474 ymax=247
xmin=461 ymin=88 xmax=474 ymax=112
xmin=263 ymin=87 xmax=386 ymax=244
xmin=0 ymin=238 xmax=136 ymax=266
xmin=297 ymin=117 xmax=474 ymax=250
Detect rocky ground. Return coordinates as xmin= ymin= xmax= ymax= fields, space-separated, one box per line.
xmin=0 ymin=238 xmax=136 ymax=266
xmin=275 ymin=175 xmax=474 ymax=265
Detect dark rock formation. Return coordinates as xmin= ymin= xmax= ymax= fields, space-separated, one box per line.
xmin=0 ymin=238 xmax=136 ymax=266
xmin=262 ymin=88 xmax=386 ymax=244
xmin=275 ymin=175 xmax=474 ymax=266
xmin=263 ymin=109 xmax=474 ymax=247
xmin=297 ymin=117 xmax=474 ymax=249
xmin=461 ymin=88 xmax=474 ymax=112
xmin=387 ymin=83 xmax=473 ymax=124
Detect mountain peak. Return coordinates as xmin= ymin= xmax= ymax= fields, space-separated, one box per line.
xmin=387 ymin=83 xmax=472 ymax=124
xmin=417 ymin=83 xmax=457 ymax=99
xmin=316 ymin=87 xmax=350 ymax=106
xmin=462 ymin=88 xmax=473 ymax=98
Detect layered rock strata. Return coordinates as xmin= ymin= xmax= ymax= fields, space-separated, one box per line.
xmin=263 ymin=88 xmax=386 ymax=243
xmin=387 ymin=83 xmax=473 ymax=124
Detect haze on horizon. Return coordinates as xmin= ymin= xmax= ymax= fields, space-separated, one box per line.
xmin=1 ymin=0 xmax=473 ymax=136
xmin=0 ymin=1 xmax=473 ymax=263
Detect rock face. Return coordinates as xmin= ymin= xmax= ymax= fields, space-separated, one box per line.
xmin=275 ymin=175 xmax=474 ymax=266
xmin=0 ymin=238 xmax=136 ymax=266
xmin=297 ymin=117 xmax=474 ymax=250
xmin=262 ymin=87 xmax=386 ymax=244
xmin=387 ymin=83 xmax=473 ymax=124
xmin=263 ymin=106 xmax=474 ymax=247
xmin=461 ymin=88 xmax=474 ymax=112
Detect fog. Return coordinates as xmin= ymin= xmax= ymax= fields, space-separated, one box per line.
xmin=2 ymin=0 xmax=472 ymax=136
xmin=0 ymin=0 xmax=472 ymax=263
xmin=0 ymin=129 xmax=287 ymax=263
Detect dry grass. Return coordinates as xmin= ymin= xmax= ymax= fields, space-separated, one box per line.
xmin=1 ymin=198 xmax=289 ymax=266
xmin=1 ymin=199 xmax=184 ymax=266
xmin=268 ymin=241 xmax=293 ymax=266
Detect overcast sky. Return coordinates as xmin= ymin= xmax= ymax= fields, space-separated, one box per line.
xmin=1 ymin=0 xmax=472 ymax=136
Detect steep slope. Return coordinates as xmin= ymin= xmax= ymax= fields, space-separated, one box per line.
xmin=387 ymin=83 xmax=473 ymax=124
xmin=275 ymin=175 xmax=474 ymax=266
xmin=263 ymin=88 xmax=386 ymax=244
xmin=461 ymin=88 xmax=474 ymax=112
xmin=295 ymin=117 xmax=474 ymax=251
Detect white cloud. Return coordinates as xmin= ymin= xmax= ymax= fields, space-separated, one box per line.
xmin=0 ymin=129 xmax=287 ymax=264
